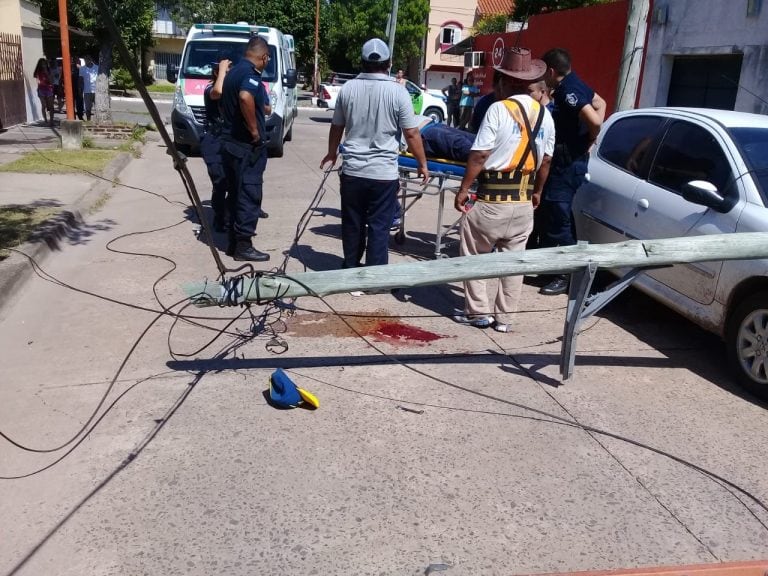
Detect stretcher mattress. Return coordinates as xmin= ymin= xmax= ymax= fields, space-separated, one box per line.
xmin=398 ymin=153 xmax=467 ymax=178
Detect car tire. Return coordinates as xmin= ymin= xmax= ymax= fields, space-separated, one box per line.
xmin=726 ymin=290 xmax=768 ymax=401
xmin=424 ymin=107 xmax=444 ymax=124
xmin=270 ymin=119 xmax=285 ymax=158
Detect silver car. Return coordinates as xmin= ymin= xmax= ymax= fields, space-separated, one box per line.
xmin=573 ymin=107 xmax=768 ymax=400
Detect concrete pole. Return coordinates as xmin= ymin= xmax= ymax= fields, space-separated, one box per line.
xmin=615 ymin=0 xmax=651 ymax=111
xmin=387 ymin=0 xmax=399 ymax=61
xmin=187 ymin=233 xmax=768 ymax=305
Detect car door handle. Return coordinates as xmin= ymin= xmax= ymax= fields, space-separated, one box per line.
xmin=637 ymin=198 xmax=649 ymax=209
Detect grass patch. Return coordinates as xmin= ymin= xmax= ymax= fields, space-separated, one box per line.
xmin=147 ymin=83 xmax=176 ymax=93
xmin=0 ymin=149 xmax=118 ymax=175
xmin=0 ymin=204 xmax=60 ymax=259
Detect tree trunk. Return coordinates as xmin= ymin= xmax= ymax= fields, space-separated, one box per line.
xmin=95 ymin=39 xmax=114 ymax=125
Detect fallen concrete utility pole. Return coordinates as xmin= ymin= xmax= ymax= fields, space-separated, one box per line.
xmin=186 ymin=233 xmax=768 ymax=380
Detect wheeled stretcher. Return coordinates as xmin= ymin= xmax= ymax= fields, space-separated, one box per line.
xmin=396 ymin=152 xmax=469 ymax=259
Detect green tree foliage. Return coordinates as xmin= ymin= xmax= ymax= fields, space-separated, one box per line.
xmin=473 ymin=14 xmax=509 ymax=36
xmin=325 ymin=0 xmax=429 ymax=72
xmin=513 ymin=0 xmax=613 ymax=19
xmin=164 ymin=0 xmax=329 ymax=74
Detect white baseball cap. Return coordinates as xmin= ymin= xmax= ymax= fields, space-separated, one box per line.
xmin=361 ymin=38 xmax=390 ymax=62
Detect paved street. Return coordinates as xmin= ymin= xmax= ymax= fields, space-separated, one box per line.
xmin=1 ymin=109 xmax=768 ymax=576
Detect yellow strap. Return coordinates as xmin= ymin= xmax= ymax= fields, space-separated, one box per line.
xmin=501 ymin=99 xmax=541 ymax=174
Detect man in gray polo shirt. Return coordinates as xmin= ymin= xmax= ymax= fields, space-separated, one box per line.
xmin=320 ymin=38 xmax=428 ymax=269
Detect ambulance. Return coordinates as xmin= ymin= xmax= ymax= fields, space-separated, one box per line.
xmin=169 ymin=23 xmax=298 ymax=157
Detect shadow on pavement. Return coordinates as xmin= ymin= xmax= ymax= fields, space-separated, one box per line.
xmin=592 ymin=278 xmax=768 ymax=408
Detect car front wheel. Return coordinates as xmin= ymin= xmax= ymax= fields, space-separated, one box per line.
xmin=424 ymin=107 xmax=444 ymax=124
xmin=726 ymin=290 xmax=768 ymax=400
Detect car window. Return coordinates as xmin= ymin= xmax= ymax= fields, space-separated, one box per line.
xmin=649 ymin=121 xmax=732 ymax=195
xmin=729 ymin=127 xmax=768 ymax=204
xmin=404 ymin=80 xmax=421 ymax=97
xmin=598 ymin=116 xmax=665 ymax=177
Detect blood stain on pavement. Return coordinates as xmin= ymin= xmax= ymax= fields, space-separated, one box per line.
xmin=286 ymin=309 xmax=448 ymax=346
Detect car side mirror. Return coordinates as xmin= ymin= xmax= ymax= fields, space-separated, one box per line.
xmin=167 ymin=63 xmax=178 ymax=85
xmin=682 ymin=180 xmax=730 ymax=213
xmin=284 ymin=69 xmax=298 ymax=89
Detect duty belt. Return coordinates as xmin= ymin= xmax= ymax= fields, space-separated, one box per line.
xmin=476 ymin=170 xmax=535 ymax=203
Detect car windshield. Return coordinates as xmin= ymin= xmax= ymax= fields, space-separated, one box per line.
xmin=729 ymin=127 xmax=768 ymax=204
xmin=181 ymin=40 xmax=277 ymax=82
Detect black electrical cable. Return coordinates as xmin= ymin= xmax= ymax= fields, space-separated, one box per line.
xmin=0 ymin=294 xmax=189 ymax=455
xmin=274 ymin=272 xmax=768 ymax=538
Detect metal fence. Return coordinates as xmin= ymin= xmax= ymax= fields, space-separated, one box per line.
xmin=153 ymin=51 xmax=181 ymax=82
xmin=0 ymin=32 xmax=26 ymax=128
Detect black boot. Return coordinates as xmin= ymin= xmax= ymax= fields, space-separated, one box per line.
xmin=233 ymin=241 xmax=270 ymax=262
xmin=258 ymin=209 xmax=269 ymax=219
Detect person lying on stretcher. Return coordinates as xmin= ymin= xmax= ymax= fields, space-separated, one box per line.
xmin=401 ymin=115 xmax=475 ymax=163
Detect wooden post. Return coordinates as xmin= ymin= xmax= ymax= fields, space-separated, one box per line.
xmin=58 ymin=0 xmax=74 ymax=120
xmin=186 ymin=233 xmax=768 ymax=306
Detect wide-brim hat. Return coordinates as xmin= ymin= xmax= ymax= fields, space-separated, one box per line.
xmin=269 ymin=368 xmax=320 ymax=409
xmin=494 ymin=48 xmax=547 ymax=81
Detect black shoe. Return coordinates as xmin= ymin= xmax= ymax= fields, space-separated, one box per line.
xmin=234 ymin=246 xmax=270 ymax=262
xmin=540 ymin=276 xmax=569 ymax=296
xmin=258 ymin=210 xmax=269 ymax=219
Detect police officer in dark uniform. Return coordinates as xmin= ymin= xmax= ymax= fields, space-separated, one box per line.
xmin=538 ymin=48 xmax=605 ymax=295
xmin=201 ymin=58 xmax=230 ymax=232
xmin=219 ymin=36 xmax=271 ymax=262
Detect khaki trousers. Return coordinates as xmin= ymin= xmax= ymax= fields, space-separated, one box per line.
xmin=459 ymin=200 xmax=534 ymax=325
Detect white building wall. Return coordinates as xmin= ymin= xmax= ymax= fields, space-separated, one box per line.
xmin=639 ymin=0 xmax=768 ymax=114
xmin=20 ymin=0 xmax=43 ymax=123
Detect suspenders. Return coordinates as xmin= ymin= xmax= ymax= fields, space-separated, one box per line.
xmin=500 ymin=98 xmax=545 ymax=174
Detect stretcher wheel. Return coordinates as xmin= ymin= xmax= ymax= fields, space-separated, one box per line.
xmin=395 ymin=230 xmax=405 ymax=244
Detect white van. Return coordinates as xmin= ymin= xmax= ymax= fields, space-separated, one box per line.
xmin=169 ymin=23 xmax=298 ymax=157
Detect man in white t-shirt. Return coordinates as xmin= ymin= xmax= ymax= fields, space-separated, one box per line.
xmin=78 ymin=55 xmax=98 ymax=121
xmin=453 ymin=48 xmax=556 ymax=333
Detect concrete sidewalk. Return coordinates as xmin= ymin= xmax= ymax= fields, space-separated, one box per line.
xmin=0 ymin=124 xmax=134 ymax=310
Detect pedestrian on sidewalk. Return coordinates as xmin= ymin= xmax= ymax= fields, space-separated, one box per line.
xmin=71 ymin=57 xmax=84 ymax=121
xmin=442 ymin=77 xmax=460 ymax=127
xmin=201 ymin=58 xmax=231 ymax=233
xmin=219 ymin=37 xmax=272 ymax=262
xmin=453 ymin=48 xmax=555 ymax=333
xmin=537 ymin=47 xmax=606 ymax=296
xmin=50 ymin=58 xmax=63 ymax=113
xmin=320 ymin=38 xmax=429 ymax=270
xmin=457 ymin=74 xmax=479 ymax=130
xmin=79 ymin=55 xmax=98 ymax=121
xmin=33 ymin=58 xmax=55 ymax=127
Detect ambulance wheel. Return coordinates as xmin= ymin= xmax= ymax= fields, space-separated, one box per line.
xmin=271 ymin=135 xmax=284 ymax=158
xmin=285 ymin=124 xmax=293 ymax=142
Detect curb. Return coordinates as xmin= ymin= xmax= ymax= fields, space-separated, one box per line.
xmin=0 ymin=151 xmax=134 ymax=312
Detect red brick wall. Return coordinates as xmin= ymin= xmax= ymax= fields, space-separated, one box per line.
xmin=471 ymin=0 xmax=629 ymax=111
